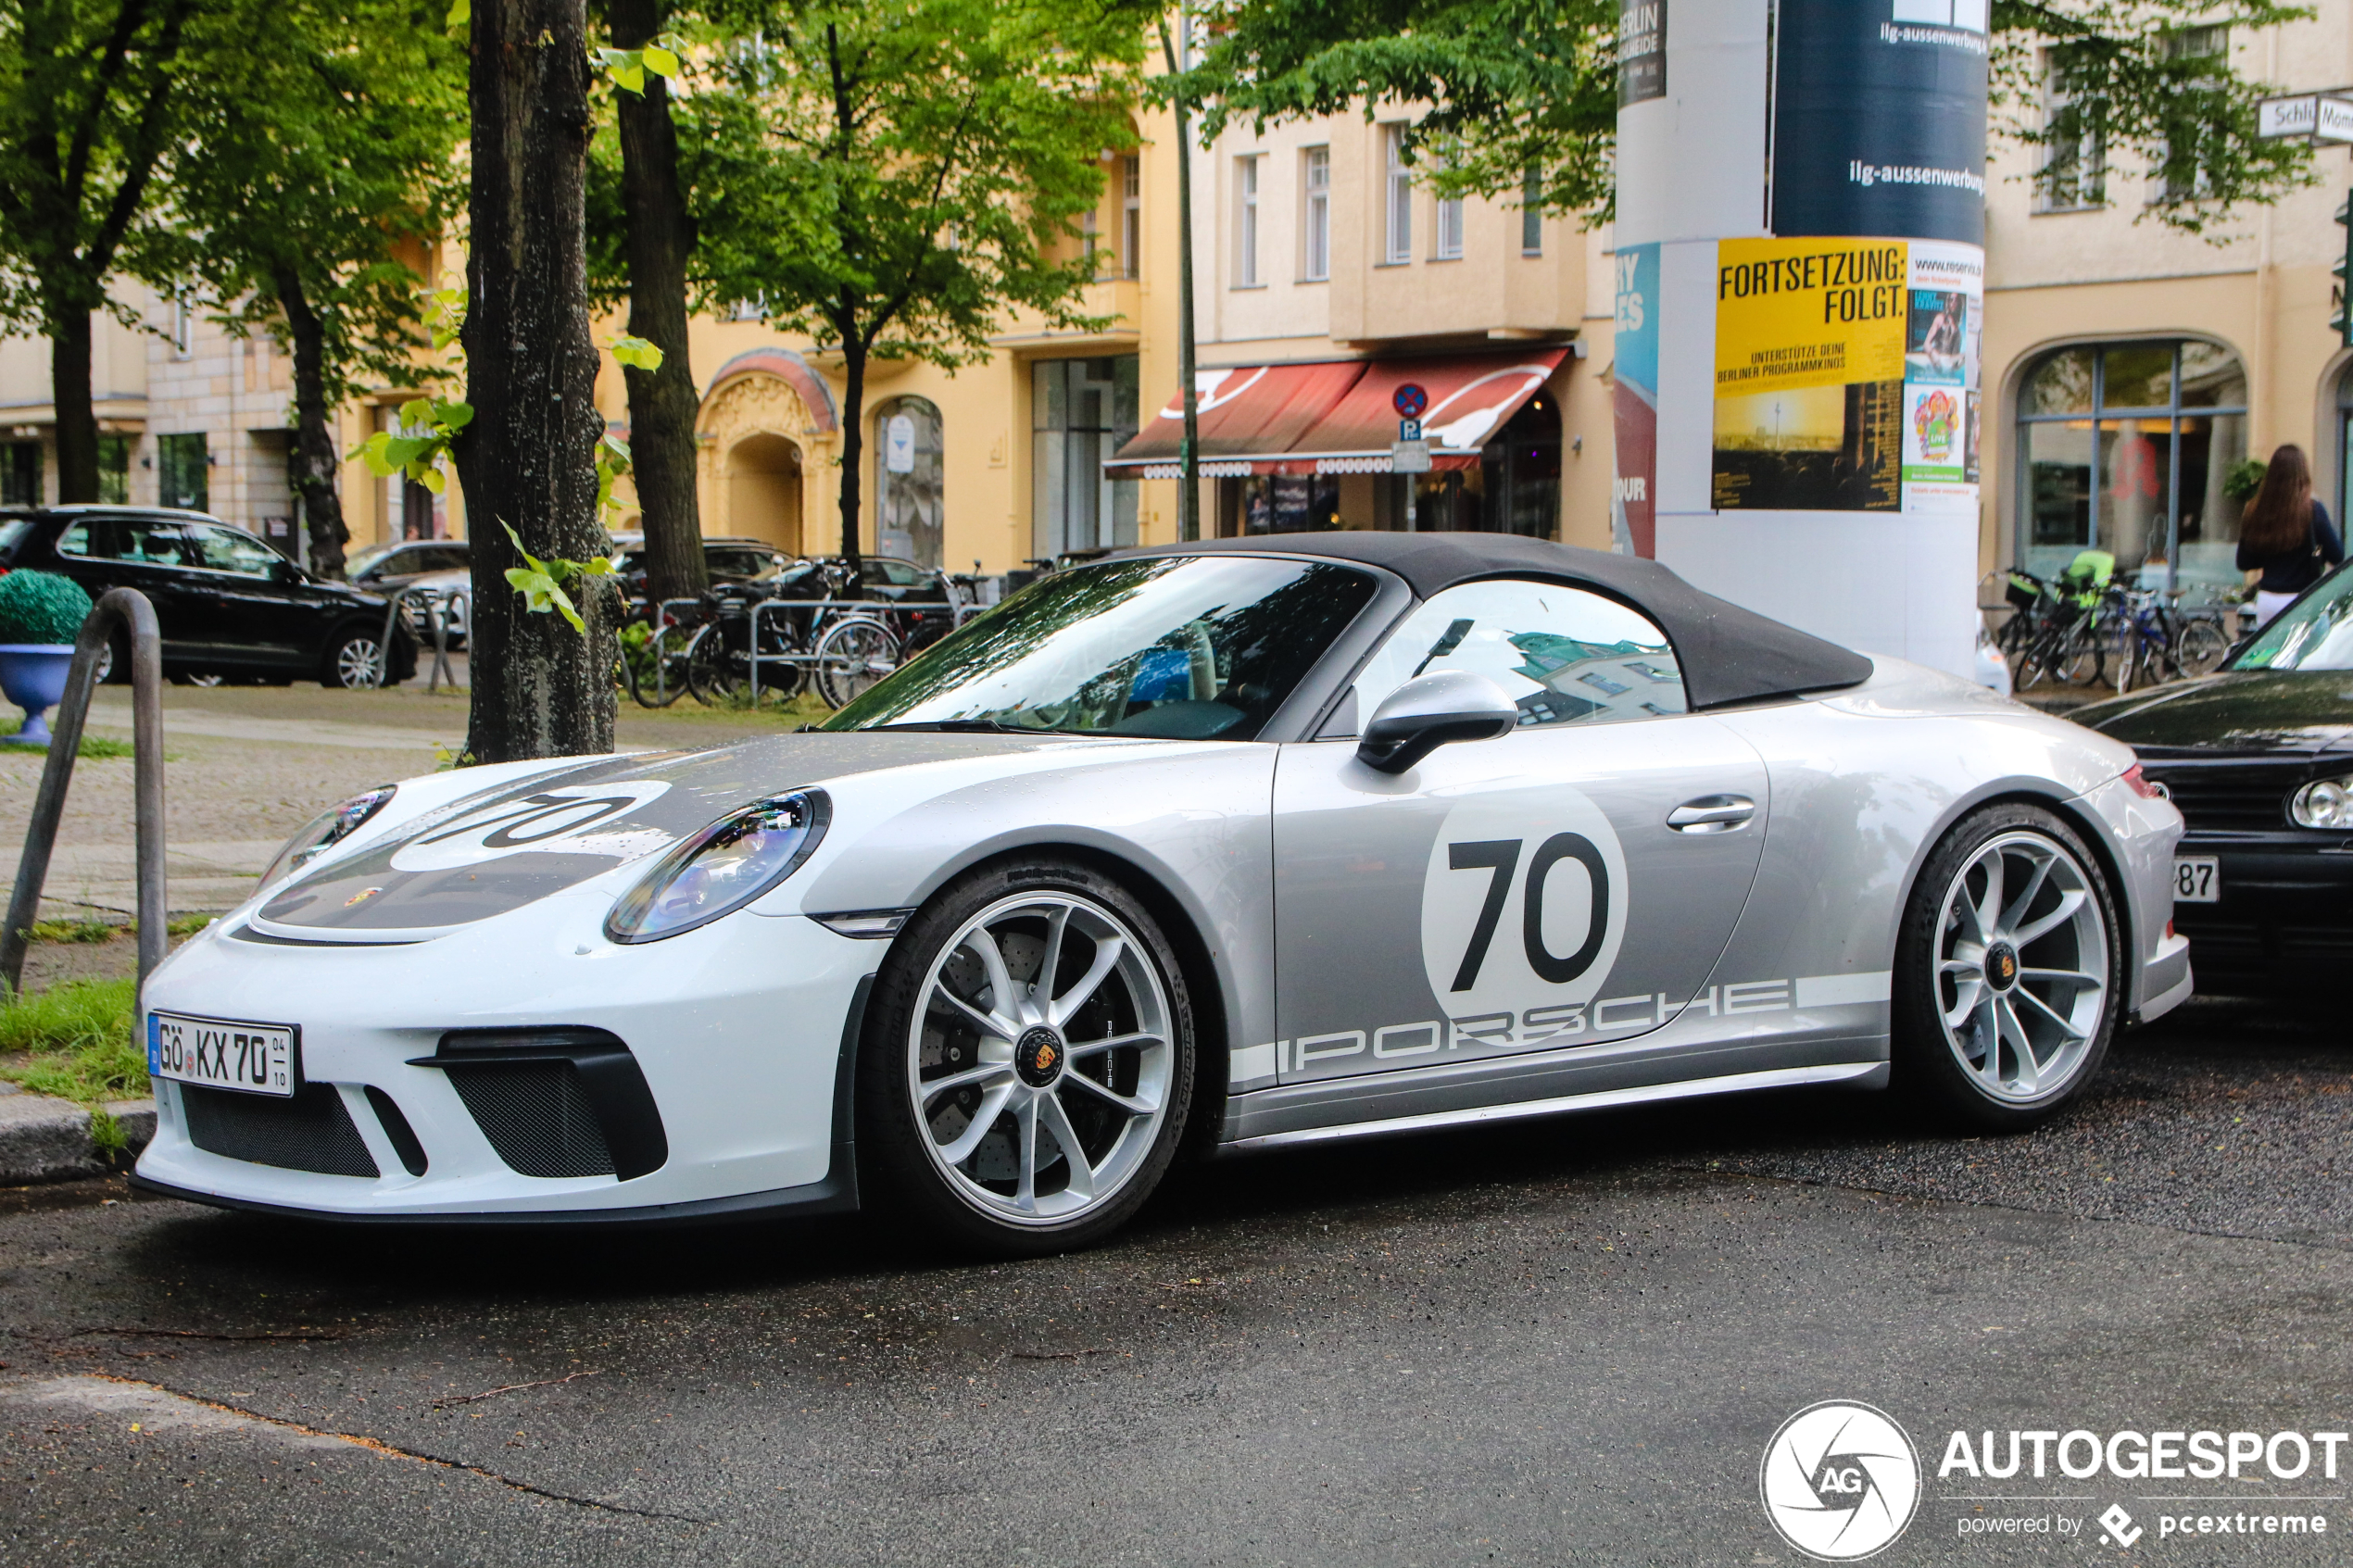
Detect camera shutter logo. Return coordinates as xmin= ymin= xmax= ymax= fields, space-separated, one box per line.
xmin=1759 ymin=1401 xmax=1922 ymax=1560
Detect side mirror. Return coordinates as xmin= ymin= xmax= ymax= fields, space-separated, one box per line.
xmin=1355 ymin=670 xmax=1519 ymax=774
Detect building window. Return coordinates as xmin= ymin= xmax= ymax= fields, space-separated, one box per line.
xmin=1033 ymin=356 xmax=1139 ymax=558
xmin=1383 ymin=125 xmax=1412 ymax=264
xmin=0 ymin=441 xmax=38 ymax=506
xmin=2015 ymin=339 xmax=2246 ymax=601
xmin=170 ymin=297 xmax=194 ymax=358
xmin=1235 ymin=155 xmax=1261 ymax=287
xmin=1521 ymin=168 xmax=1543 ymax=256
xmin=2151 ymin=26 xmax=2229 ymax=207
xmin=96 ymin=435 xmax=130 ymax=505
xmin=1302 ymin=146 xmax=1330 ymax=281
xmin=1121 ymin=155 xmax=1141 ymax=280
xmin=875 ymin=395 xmax=944 ymax=569
xmin=2036 ymin=46 xmax=2107 ymax=212
xmin=157 ymin=433 xmax=208 ymax=511
xmin=1434 ymin=189 xmax=1464 ymax=260
xmin=1081 ymin=204 xmax=1101 ymax=278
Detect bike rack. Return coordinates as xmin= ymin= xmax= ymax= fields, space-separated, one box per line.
xmin=375 ymin=584 xmax=470 ymax=692
xmin=0 ymin=588 xmax=167 ymax=997
xmin=740 ymin=596 xmax=983 ymax=705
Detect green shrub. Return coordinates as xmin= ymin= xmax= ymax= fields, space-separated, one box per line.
xmin=2223 ymin=458 xmax=2268 ymax=506
xmin=0 ymin=569 xmax=93 ymax=645
xmin=0 ymin=977 xmax=145 ymax=1105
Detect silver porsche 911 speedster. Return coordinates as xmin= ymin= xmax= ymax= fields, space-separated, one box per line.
xmin=134 ymin=534 xmax=2189 ymax=1253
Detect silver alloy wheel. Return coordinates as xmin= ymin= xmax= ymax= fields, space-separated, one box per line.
xmin=907 ymin=890 xmax=1174 ymax=1225
xmin=337 ymin=636 xmax=385 ymax=688
xmin=1932 ymin=829 xmax=2109 ymax=1102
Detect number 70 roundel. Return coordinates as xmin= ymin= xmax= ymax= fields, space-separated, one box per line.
xmin=1417 ymin=794 xmax=1631 ymax=1018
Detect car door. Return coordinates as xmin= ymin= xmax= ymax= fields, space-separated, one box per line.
xmin=1270 ymin=577 xmax=1770 ymax=1085
xmin=182 ymin=522 xmax=312 ymax=670
xmin=107 ymin=516 xmax=210 ymax=663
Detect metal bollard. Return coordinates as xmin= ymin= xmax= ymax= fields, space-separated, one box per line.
xmin=0 ymin=588 xmax=168 ymax=996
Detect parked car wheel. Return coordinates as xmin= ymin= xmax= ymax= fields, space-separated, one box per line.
xmin=857 ymin=858 xmax=1196 ymax=1258
xmin=93 ymin=632 xmax=124 ymax=686
xmin=1893 ymin=804 xmax=2119 ymax=1133
xmin=324 ymin=628 xmax=388 ymax=689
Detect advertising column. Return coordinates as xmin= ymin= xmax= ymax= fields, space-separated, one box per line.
xmin=1614 ymin=0 xmax=1989 ymax=678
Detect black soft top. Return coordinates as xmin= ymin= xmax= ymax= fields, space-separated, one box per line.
xmin=1122 ymin=533 xmax=1874 ymax=710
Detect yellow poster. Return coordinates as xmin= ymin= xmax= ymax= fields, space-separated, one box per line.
xmin=1712 ymin=236 xmax=1908 ymax=512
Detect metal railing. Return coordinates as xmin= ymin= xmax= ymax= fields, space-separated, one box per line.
xmin=740 ymin=596 xmax=982 ymax=705
xmin=0 ymin=588 xmax=167 ymax=995
xmin=377 ymin=583 xmax=469 ymax=692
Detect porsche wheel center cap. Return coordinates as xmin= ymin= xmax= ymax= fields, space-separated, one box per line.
xmin=1015 ymin=1026 xmax=1066 ymax=1087
xmin=1985 ymin=942 xmax=2020 ymax=992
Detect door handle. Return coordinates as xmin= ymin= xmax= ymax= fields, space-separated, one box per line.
xmin=1667 ymin=795 xmax=1756 ymax=833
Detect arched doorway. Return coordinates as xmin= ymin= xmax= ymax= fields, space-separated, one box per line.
xmin=726 ymin=433 xmax=803 ymax=554
xmin=874 ymin=395 xmax=943 ymax=567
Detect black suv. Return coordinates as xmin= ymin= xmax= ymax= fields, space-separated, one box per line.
xmin=0 ymin=506 xmax=417 ymax=687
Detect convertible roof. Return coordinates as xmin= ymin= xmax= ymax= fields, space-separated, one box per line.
xmin=1126 ymin=533 xmax=1874 ymax=709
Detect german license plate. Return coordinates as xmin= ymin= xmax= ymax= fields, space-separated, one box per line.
xmin=148 ymin=1011 xmax=298 ymax=1098
xmin=2172 ymin=856 xmax=2220 ymax=904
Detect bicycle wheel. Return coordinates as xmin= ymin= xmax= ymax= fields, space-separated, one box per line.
xmin=813 ymin=617 xmax=900 ymax=709
xmin=2175 ymin=618 xmax=2231 ymax=677
xmin=2110 ymin=624 xmax=2141 ymax=695
xmin=685 ymin=621 xmax=743 ymax=705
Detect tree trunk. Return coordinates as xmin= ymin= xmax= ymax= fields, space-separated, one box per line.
xmin=609 ymin=0 xmax=706 ymax=603
xmin=837 ymin=326 xmax=864 ymax=577
xmin=274 ymin=265 xmax=350 ymax=577
xmin=457 ymin=0 xmax=613 ymax=763
xmin=50 ymin=307 xmax=98 ymax=504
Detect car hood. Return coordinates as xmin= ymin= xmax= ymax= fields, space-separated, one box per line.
xmin=2070 ymin=671 xmax=2353 ymax=755
xmin=249 ymin=731 xmax=1075 ymax=939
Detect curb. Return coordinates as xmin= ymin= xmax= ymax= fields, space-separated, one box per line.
xmin=0 ymin=1085 xmax=156 ymax=1184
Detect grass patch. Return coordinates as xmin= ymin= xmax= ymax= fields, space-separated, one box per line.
xmin=0 ymin=977 xmax=144 ymax=1106
xmin=625 ymin=687 xmax=834 ymax=729
xmin=0 ymin=712 xmax=135 ymax=759
xmin=21 ymin=914 xmax=213 ymax=944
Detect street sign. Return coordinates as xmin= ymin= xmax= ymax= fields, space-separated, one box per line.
xmin=1392 ymin=383 xmax=1428 ymax=420
xmin=2260 ymin=94 xmax=2319 ymax=139
xmin=1390 ymin=438 xmax=1432 ymax=473
xmin=1398 ymin=417 xmax=1423 ymax=442
xmin=2322 ymin=98 xmax=2353 ymax=144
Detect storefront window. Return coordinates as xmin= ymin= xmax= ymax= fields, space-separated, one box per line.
xmin=1225 ymin=474 xmax=1340 ymax=534
xmin=875 ymin=395 xmax=943 ymax=568
xmin=2013 ymin=340 xmax=2246 ymax=602
xmin=157 ymin=432 xmax=208 ymax=512
xmin=1034 ymin=357 xmax=1137 ymax=558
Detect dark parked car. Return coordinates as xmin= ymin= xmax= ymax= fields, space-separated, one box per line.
xmin=608 ymin=534 xmax=792 ymax=602
xmin=0 ymin=506 xmax=417 ymax=688
xmin=2074 ymin=561 xmax=2353 ymax=996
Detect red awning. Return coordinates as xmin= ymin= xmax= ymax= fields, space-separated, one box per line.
xmin=1107 ymin=349 xmax=1569 ymax=478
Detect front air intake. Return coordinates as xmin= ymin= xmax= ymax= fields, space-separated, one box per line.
xmin=182 ymin=1083 xmax=380 ymax=1178
xmin=407 ymin=1027 xmax=668 ymax=1181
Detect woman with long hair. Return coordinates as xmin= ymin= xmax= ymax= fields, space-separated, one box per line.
xmin=2238 ymin=445 xmax=2345 ymax=627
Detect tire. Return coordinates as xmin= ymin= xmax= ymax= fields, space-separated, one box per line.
xmin=813 ymin=617 xmax=898 ymax=709
xmin=683 ymin=621 xmax=740 ymax=705
xmin=856 ymin=857 xmax=1196 ymax=1257
xmin=322 ymin=628 xmax=387 ymax=689
xmin=1892 ymin=804 xmax=2121 ymax=1133
xmin=93 ymin=632 xmax=124 ymax=686
xmin=2176 ymin=619 xmax=2230 ymax=677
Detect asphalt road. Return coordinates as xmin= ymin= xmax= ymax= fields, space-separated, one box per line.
xmin=2 ymin=994 xmax=2347 ymax=1568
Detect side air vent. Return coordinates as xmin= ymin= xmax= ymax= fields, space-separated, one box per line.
xmin=407 ymin=1027 xmax=667 ymax=1181
xmin=363 ymin=1085 xmax=430 ymax=1176
xmin=182 ymin=1084 xmax=380 ymax=1178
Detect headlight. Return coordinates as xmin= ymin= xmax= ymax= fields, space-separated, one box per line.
xmin=260 ymin=785 xmax=396 ymax=888
xmin=606 ymin=790 xmax=831 ymax=943
xmin=2291 ymin=775 xmax=2353 ymax=829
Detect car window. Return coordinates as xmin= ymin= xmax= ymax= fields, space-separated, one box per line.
xmin=120 ymin=519 xmax=199 ymax=567
xmin=1352 ymin=579 xmax=1689 ymax=729
xmin=424 ymin=546 xmax=469 ymax=572
xmin=874 ymin=558 xmax=924 ymax=586
xmin=188 ymin=525 xmax=283 ymax=577
xmin=705 ymin=547 xmax=771 ymax=581
xmin=2231 ymin=564 xmax=2353 ymax=671
xmin=55 ymin=521 xmax=104 ymax=558
xmin=346 ymin=542 xmax=398 ymax=577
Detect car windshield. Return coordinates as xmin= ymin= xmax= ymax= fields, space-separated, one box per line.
xmin=346 ymin=543 xmax=399 ymax=575
xmin=2229 ymin=566 xmax=2353 ymax=671
xmin=824 ymin=555 xmax=1379 ymax=741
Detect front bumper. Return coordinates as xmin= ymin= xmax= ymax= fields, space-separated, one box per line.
xmin=134 ymin=892 xmax=877 ymax=1219
xmin=2170 ymin=832 xmax=2353 ymax=995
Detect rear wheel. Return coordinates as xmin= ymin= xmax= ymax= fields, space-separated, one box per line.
xmin=2175 ymin=618 xmax=2231 ymax=677
xmin=813 ymin=616 xmax=898 ymax=709
xmin=1892 ymin=804 xmax=2120 ymax=1132
xmin=683 ymin=621 xmax=740 ymax=705
xmin=857 ymin=858 xmax=1196 ymax=1257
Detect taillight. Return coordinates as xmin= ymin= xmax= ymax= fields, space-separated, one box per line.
xmin=2122 ymin=764 xmax=2167 ymax=800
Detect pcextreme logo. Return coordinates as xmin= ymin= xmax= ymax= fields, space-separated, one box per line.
xmin=1760 ymin=1401 xmax=1924 ymax=1561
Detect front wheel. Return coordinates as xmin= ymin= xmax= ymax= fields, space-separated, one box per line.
xmin=322 ymin=629 xmax=387 ymax=689
xmin=813 ymin=617 xmax=898 ymax=709
xmin=1892 ymin=804 xmax=2120 ymax=1133
xmin=2175 ymin=618 xmax=2231 ymax=677
xmin=856 ymin=859 xmax=1196 ymax=1257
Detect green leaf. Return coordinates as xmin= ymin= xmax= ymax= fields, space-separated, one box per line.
xmin=642 ymin=45 xmax=680 ymax=78
xmin=499 ymin=521 xmax=548 ymax=576
xmin=420 ymin=466 xmax=447 ymax=495
xmin=446 ymin=0 xmax=468 ymax=25
xmin=397 ymin=397 xmax=432 ymax=427
xmin=599 ymin=49 xmax=647 ymax=94
xmin=435 ymin=399 xmax=474 ymax=430
xmin=609 ymin=334 xmax=664 ymax=371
